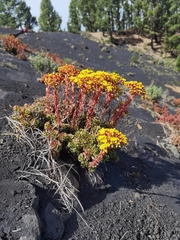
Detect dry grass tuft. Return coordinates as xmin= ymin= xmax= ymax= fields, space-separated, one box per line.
xmin=6 ymin=116 xmax=93 ymax=227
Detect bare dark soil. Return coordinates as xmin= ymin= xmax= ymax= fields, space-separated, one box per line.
xmin=0 ymin=28 xmax=180 ymax=240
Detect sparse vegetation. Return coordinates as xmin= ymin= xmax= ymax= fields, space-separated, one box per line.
xmin=146 ymin=85 xmax=162 ymax=102
xmin=130 ymin=53 xmax=138 ymax=66
xmin=153 ymin=103 xmax=180 ymax=153
xmin=127 ymin=72 xmax=135 ymax=76
xmin=63 ymin=57 xmax=73 ymax=64
xmin=1 ymin=34 xmax=29 ymax=60
xmin=175 ymin=55 xmax=180 ymax=72
xmin=29 ymin=51 xmax=64 ymax=75
xmin=101 ymin=46 xmax=109 ymax=52
xmin=116 ymin=61 xmax=122 ymax=68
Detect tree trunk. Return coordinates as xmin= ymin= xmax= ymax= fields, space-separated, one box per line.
xmin=151 ymin=35 xmax=154 ymax=49
xmin=154 ymin=33 xmax=160 ymax=44
xmin=110 ymin=30 xmax=113 ymax=42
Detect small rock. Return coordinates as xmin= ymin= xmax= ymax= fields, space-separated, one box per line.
xmin=134 ymin=192 xmax=141 ymax=199
xmin=21 ymin=211 xmax=41 ymax=240
xmin=71 ymin=45 xmax=76 ymax=49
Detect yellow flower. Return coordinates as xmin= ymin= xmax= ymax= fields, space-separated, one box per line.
xmin=97 ymin=128 xmax=128 ymax=153
xmin=70 ymin=70 xmax=124 ymax=94
xmin=124 ymin=81 xmax=146 ymax=96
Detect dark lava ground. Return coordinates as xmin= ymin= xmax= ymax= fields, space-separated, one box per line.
xmin=0 ymin=28 xmax=180 ymax=240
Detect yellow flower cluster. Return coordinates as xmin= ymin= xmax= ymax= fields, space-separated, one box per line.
xmin=40 ymin=65 xmax=146 ymax=99
xmin=70 ymin=69 xmax=125 ymax=94
xmin=40 ymin=64 xmax=80 ymax=88
xmin=124 ymin=81 xmax=146 ymax=97
xmin=97 ymin=128 xmax=128 ymax=153
xmin=58 ymin=64 xmax=80 ymax=77
xmin=40 ymin=72 xmax=63 ymax=88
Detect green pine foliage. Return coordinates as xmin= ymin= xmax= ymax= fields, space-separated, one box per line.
xmin=67 ymin=0 xmax=180 ymax=65
xmin=38 ymin=0 xmax=62 ymax=32
xmin=67 ymin=0 xmax=81 ymax=32
xmin=175 ymin=55 xmax=180 ymax=72
xmin=77 ymin=0 xmax=97 ymax=32
xmin=0 ymin=0 xmax=37 ymax=29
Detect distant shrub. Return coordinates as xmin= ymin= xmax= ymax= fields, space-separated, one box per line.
xmin=63 ymin=58 xmax=72 ymax=64
xmin=172 ymin=134 xmax=180 ymax=153
xmin=175 ymin=55 xmax=180 ymax=72
xmin=157 ymin=59 xmax=163 ymax=66
xmin=171 ymin=98 xmax=180 ymax=108
xmin=143 ymin=43 xmax=147 ymax=49
xmin=130 ymin=53 xmax=138 ymax=64
xmin=101 ymin=46 xmax=109 ymax=52
xmin=127 ymin=72 xmax=135 ymax=76
xmin=154 ymin=103 xmax=180 ymax=131
xmin=29 ymin=51 xmax=63 ymax=74
xmin=177 ymin=44 xmax=180 ymax=55
xmin=116 ymin=61 xmax=122 ymax=67
xmin=2 ymin=35 xmax=28 ymax=60
xmin=146 ymin=85 xmax=162 ymax=102
xmin=153 ymin=103 xmax=180 ymax=154
xmin=169 ymin=34 xmax=180 ymax=52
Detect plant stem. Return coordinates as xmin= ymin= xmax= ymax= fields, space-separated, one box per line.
xmin=101 ymin=92 xmax=114 ymax=117
xmin=89 ymin=150 xmax=105 ymax=169
xmin=86 ymin=88 xmax=102 ymax=129
xmin=110 ymin=94 xmax=134 ymax=127
xmin=53 ymin=88 xmax=61 ymax=126
xmin=45 ymin=86 xmax=51 ymax=113
xmin=71 ymin=90 xmax=83 ymax=128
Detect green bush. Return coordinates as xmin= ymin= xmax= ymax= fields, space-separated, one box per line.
xmin=101 ymin=46 xmax=109 ymax=52
xmin=146 ymin=85 xmax=162 ymax=102
xmin=177 ymin=44 xmax=180 ymax=55
xmin=29 ymin=51 xmax=63 ymax=75
xmin=175 ymin=54 xmax=180 ymax=72
xmin=127 ymin=72 xmax=135 ymax=76
xmin=63 ymin=58 xmax=72 ymax=64
xmin=130 ymin=53 xmax=138 ymax=66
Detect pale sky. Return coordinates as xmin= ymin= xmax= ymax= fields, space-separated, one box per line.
xmin=25 ymin=0 xmax=71 ymax=31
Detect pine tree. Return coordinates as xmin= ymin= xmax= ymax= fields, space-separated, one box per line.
xmin=95 ymin=0 xmax=109 ymax=34
xmin=0 ymin=0 xmax=37 ymax=29
xmin=164 ymin=0 xmax=180 ymax=54
xmin=38 ymin=0 xmax=62 ymax=32
xmin=112 ymin=0 xmax=122 ymax=31
xmin=95 ymin=0 xmax=114 ymax=34
xmin=68 ymin=0 xmax=81 ymax=32
xmin=0 ymin=0 xmax=16 ymax=28
xmin=122 ymin=0 xmax=132 ymax=30
xmin=15 ymin=1 xmax=37 ymax=29
xmin=132 ymin=0 xmax=144 ymax=34
xmin=77 ymin=0 xmax=97 ymax=32
xmin=140 ymin=0 xmax=170 ymax=49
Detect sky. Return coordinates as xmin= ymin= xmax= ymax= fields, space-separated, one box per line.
xmin=25 ymin=0 xmax=71 ymax=31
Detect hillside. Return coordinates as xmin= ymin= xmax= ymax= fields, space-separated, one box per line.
xmin=0 ymin=28 xmax=180 ymax=240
